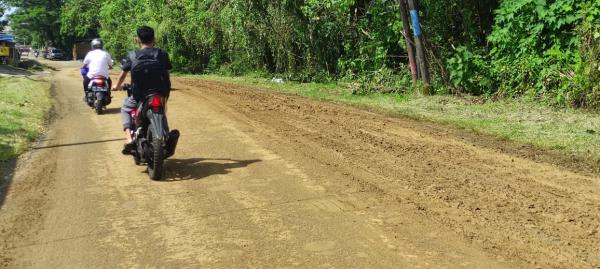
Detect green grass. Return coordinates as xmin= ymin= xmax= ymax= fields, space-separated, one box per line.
xmin=188 ymin=74 xmax=600 ymax=163
xmin=0 ymin=76 xmax=51 ymax=161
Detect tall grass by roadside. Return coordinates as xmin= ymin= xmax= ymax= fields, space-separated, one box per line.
xmin=0 ymin=76 xmax=51 ymax=161
xmin=191 ymin=74 xmax=600 ymax=163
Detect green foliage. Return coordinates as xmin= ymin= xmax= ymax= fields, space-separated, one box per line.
xmin=0 ymin=3 xmax=6 ymax=32
xmin=97 ymin=0 xmax=145 ymax=59
xmin=447 ymin=47 xmax=494 ymax=95
xmin=5 ymin=0 xmax=64 ymax=47
xmin=60 ymin=0 xmax=102 ymax=39
xmin=93 ymin=0 xmax=412 ymax=81
xmin=6 ymin=0 xmax=600 ymax=109
xmin=487 ymin=0 xmax=596 ymax=104
xmin=352 ymin=67 xmax=413 ymax=96
xmin=571 ymin=2 xmax=600 ymax=107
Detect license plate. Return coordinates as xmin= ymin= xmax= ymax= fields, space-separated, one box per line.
xmin=92 ymin=86 xmax=108 ymax=92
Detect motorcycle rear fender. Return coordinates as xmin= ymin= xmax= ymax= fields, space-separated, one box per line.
xmin=146 ymin=110 xmax=169 ymax=141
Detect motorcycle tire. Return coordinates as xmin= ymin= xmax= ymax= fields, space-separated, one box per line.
xmin=95 ymin=100 xmax=103 ymax=115
xmin=147 ymin=131 xmax=165 ymax=180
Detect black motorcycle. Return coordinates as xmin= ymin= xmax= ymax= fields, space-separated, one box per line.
xmin=85 ymin=76 xmax=112 ymax=114
xmin=124 ymin=84 xmax=179 ymax=180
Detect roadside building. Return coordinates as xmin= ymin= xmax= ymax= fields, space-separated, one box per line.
xmin=0 ymin=33 xmax=19 ymax=65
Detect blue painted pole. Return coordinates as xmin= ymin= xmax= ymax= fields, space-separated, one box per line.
xmin=407 ymin=0 xmax=431 ymax=91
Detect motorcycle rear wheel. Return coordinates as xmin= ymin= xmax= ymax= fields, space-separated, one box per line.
xmin=95 ymin=101 xmax=103 ymax=115
xmin=147 ymin=131 xmax=165 ymax=180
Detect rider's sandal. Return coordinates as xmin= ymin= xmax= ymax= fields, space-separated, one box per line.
xmin=121 ymin=143 xmax=135 ymax=155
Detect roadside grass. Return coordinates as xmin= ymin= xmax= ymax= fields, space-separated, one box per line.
xmin=0 ymin=76 xmax=51 ymax=162
xmin=188 ymin=74 xmax=600 ymax=163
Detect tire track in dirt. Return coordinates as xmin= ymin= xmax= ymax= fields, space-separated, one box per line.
xmin=173 ymin=78 xmax=600 ymax=268
xmin=1 ymin=60 xmax=597 ymax=268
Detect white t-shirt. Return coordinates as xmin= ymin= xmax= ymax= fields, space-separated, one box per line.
xmin=83 ymin=49 xmax=113 ymax=79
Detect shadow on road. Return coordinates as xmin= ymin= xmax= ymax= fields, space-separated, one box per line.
xmin=103 ymin=107 xmax=121 ymax=115
xmin=32 ymin=138 xmax=123 ymax=150
xmin=0 ymin=159 xmax=17 ymax=210
xmin=0 ymin=65 xmax=34 ymax=76
xmin=163 ymin=158 xmax=262 ymax=181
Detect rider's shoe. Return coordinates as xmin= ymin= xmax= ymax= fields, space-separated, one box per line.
xmin=121 ymin=143 xmax=135 ymax=155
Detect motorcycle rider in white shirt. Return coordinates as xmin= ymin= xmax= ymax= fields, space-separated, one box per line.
xmin=81 ymin=38 xmax=114 ymax=97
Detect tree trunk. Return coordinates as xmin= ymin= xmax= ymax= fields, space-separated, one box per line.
xmin=399 ymin=0 xmax=418 ymax=83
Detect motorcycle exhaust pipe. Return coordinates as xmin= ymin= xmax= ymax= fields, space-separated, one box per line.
xmin=166 ymin=129 xmax=180 ymax=158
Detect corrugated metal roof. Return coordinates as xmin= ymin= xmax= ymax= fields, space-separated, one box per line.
xmin=0 ymin=33 xmax=16 ymax=42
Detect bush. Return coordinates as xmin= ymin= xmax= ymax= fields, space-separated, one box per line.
xmin=447 ymin=47 xmax=495 ymax=95
xmin=350 ymin=67 xmax=413 ymax=96
xmin=487 ymin=0 xmax=595 ymax=106
xmin=571 ymin=3 xmax=600 ymax=108
xmin=53 ymin=0 xmax=600 ymax=108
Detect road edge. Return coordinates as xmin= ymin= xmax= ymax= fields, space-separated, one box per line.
xmin=0 ymin=72 xmax=56 ymax=209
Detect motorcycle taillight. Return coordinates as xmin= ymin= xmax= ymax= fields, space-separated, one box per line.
xmin=149 ymin=96 xmax=162 ymax=112
xmin=94 ymin=79 xmax=105 ymax=87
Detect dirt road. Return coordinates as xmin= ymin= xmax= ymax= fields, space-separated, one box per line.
xmin=1 ymin=61 xmax=599 ymax=268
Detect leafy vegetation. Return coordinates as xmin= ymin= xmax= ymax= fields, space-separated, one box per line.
xmin=487 ymin=0 xmax=600 ymax=107
xmin=2 ymin=0 xmax=64 ymax=46
xmin=0 ymin=3 xmax=6 ymax=32
xmin=3 ymin=0 xmax=600 ymax=108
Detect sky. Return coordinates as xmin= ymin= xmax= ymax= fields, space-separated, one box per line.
xmin=1 ymin=7 xmax=16 ymax=21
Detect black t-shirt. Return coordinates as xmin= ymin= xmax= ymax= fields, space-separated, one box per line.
xmin=122 ymin=48 xmax=172 ymax=100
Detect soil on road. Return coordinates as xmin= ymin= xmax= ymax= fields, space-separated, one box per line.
xmin=1 ymin=61 xmax=599 ymax=268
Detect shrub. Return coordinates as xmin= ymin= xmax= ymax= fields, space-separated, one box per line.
xmin=447 ymin=47 xmax=495 ymax=95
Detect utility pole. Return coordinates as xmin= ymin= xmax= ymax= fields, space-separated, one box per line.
xmin=399 ymin=0 xmax=418 ymax=83
xmin=406 ymin=0 xmax=431 ymax=93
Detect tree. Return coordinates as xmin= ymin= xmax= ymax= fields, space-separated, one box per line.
xmin=4 ymin=0 xmax=65 ymax=48
xmin=60 ymin=0 xmax=103 ymax=39
xmin=0 ymin=2 xmax=6 ymax=32
xmin=3 ymin=0 xmax=596 ymax=107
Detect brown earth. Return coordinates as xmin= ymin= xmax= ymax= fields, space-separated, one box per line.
xmin=0 ymin=60 xmax=598 ymax=268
